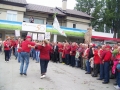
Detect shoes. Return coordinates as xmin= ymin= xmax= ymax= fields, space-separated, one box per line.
xmin=23 ymin=73 xmax=27 ymax=76
xmin=114 ymin=85 xmax=120 ymax=90
xmin=35 ymin=62 xmax=39 ymax=63
xmin=97 ymin=78 xmax=103 ymax=80
xmin=40 ymin=75 xmax=46 ymax=79
xmin=114 ymin=82 xmax=117 ymax=85
xmin=85 ymin=72 xmax=91 ymax=74
xmin=102 ymin=82 xmax=109 ymax=84
xmin=20 ymin=73 xmax=23 ymax=75
xmin=92 ymin=75 xmax=97 ymax=77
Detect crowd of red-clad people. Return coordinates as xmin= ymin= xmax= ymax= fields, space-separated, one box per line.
xmin=0 ymin=36 xmax=120 ymax=90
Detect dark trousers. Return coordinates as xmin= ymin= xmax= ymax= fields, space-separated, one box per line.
xmin=71 ymin=55 xmax=75 ymax=67
xmin=80 ymin=57 xmax=83 ymax=68
xmin=104 ymin=62 xmax=110 ymax=82
xmin=86 ymin=60 xmax=91 ymax=73
xmin=40 ymin=59 xmax=49 ymax=75
xmin=62 ymin=58 xmax=65 ymax=63
xmin=4 ymin=50 xmax=10 ymax=61
xmin=99 ymin=63 xmax=104 ymax=79
xmin=54 ymin=52 xmax=58 ymax=62
xmin=13 ymin=47 xmax=15 ymax=55
xmin=93 ymin=64 xmax=100 ymax=76
xmin=65 ymin=54 xmax=70 ymax=65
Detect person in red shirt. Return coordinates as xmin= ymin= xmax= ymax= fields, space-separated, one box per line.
xmin=35 ymin=40 xmax=40 ymax=63
xmin=70 ymin=42 xmax=77 ymax=67
xmin=65 ymin=42 xmax=71 ymax=65
xmin=37 ymin=40 xmax=52 ymax=79
xmin=92 ymin=46 xmax=101 ymax=77
xmin=4 ymin=38 xmax=11 ymax=62
xmin=20 ymin=36 xmax=35 ymax=76
xmin=58 ymin=42 xmax=63 ymax=63
xmin=102 ymin=45 xmax=112 ymax=84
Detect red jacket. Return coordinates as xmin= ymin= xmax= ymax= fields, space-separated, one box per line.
xmin=4 ymin=41 xmax=11 ymax=50
xmin=17 ymin=43 xmax=22 ymax=53
xmin=94 ymin=50 xmax=100 ymax=64
xmin=70 ymin=46 xmax=77 ymax=56
xmin=21 ymin=40 xmax=35 ymax=53
xmin=58 ymin=44 xmax=63 ymax=52
xmin=38 ymin=44 xmax=52 ymax=60
xmin=104 ymin=50 xmax=112 ymax=62
xmin=65 ymin=45 xmax=71 ymax=54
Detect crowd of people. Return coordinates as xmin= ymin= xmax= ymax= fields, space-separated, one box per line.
xmin=0 ymin=36 xmax=120 ymax=90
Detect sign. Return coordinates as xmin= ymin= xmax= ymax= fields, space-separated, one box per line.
xmin=38 ymin=34 xmax=44 ymax=41
xmin=0 ymin=20 xmax=22 ymax=30
xmin=15 ymin=30 xmax=20 ymax=37
xmin=22 ymin=22 xmax=46 ymax=33
xmin=32 ymin=33 xmax=37 ymax=40
xmin=27 ymin=32 xmax=32 ymax=36
xmin=45 ymin=32 xmax=50 ymax=40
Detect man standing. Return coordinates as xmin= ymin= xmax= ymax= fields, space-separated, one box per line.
xmin=20 ymin=36 xmax=35 ymax=76
xmin=53 ymin=42 xmax=59 ymax=63
xmin=102 ymin=45 xmax=112 ymax=84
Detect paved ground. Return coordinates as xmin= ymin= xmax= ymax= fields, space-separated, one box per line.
xmin=0 ymin=54 xmax=116 ymax=90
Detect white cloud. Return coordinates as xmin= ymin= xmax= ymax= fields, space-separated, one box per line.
xmin=26 ymin=0 xmax=77 ymax=9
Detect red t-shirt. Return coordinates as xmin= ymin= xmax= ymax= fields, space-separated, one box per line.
xmin=65 ymin=45 xmax=71 ymax=54
xmin=4 ymin=41 xmax=11 ymax=50
xmin=94 ymin=50 xmax=100 ymax=64
xmin=38 ymin=44 xmax=52 ymax=60
xmin=21 ymin=40 xmax=35 ymax=53
xmin=70 ymin=45 xmax=77 ymax=56
xmin=104 ymin=50 xmax=112 ymax=62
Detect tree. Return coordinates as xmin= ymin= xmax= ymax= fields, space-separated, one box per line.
xmin=74 ymin=0 xmax=105 ymax=32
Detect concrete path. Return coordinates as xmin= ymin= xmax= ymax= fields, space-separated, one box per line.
xmin=0 ymin=54 xmax=116 ymax=90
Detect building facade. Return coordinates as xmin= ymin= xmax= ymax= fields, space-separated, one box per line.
xmin=0 ymin=0 xmax=91 ymax=43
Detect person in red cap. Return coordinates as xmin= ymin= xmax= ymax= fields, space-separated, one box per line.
xmin=102 ymin=45 xmax=112 ymax=84
xmin=20 ymin=36 xmax=35 ymax=76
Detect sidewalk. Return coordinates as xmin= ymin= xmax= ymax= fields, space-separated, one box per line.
xmin=0 ymin=54 xmax=116 ymax=90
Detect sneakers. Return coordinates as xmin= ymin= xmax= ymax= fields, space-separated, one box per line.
xmin=114 ymin=85 xmax=120 ymax=90
xmin=40 ymin=75 xmax=46 ymax=79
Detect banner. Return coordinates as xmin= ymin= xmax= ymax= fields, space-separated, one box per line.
xmin=22 ymin=22 xmax=46 ymax=33
xmin=15 ymin=30 xmax=20 ymax=37
xmin=53 ymin=16 xmax=66 ymax=37
xmin=32 ymin=33 xmax=37 ymax=40
xmin=38 ymin=34 xmax=44 ymax=41
xmin=45 ymin=32 xmax=50 ymax=40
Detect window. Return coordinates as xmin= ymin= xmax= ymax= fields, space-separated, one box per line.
xmin=23 ymin=17 xmax=44 ymax=24
xmin=73 ymin=24 xmax=76 ymax=28
xmin=6 ymin=10 xmax=17 ymax=21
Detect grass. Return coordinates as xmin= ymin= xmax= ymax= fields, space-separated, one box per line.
xmin=46 ymin=29 xmax=84 ymax=37
xmin=0 ymin=24 xmax=22 ymax=30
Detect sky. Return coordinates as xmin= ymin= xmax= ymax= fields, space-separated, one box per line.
xmin=26 ymin=0 xmax=77 ymax=9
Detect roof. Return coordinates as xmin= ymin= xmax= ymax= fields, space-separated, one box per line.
xmin=2 ymin=0 xmax=27 ymax=4
xmin=26 ymin=4 xmax=66 ymax=16
xmin=56 ymin=7 xmax=92 ymax=18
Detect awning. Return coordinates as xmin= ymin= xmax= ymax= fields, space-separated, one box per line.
xmin=92 ymin=36 xmax=120 ymax=42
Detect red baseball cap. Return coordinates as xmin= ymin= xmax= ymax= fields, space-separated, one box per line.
xmin=105 ymin=45 xmax=111 ymax=49
xmin=26 ymin=36 xmax=31 ymax=39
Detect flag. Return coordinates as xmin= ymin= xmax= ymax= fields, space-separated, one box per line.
xmin=53 ymin=16 xmax=67 ymax=37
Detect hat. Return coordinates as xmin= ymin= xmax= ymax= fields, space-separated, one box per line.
xmin=105 ymin=45 xmax=111 ymax=49
xmin=26 ymin=36 xmax=31 ymax=39
xmin=92 ymin=44 xmax=96 ymax=47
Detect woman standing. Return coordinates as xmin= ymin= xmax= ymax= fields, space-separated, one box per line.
xmin=17 ymin=38 xmax=22 ymax=63
xmin=4 ymin=38 xmax=11 ymax=62
xmin=37 ymin=40 xmax=52 ymax=79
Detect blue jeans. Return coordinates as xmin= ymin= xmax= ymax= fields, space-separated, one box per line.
xmin=75 ymin=58 xmax=79 ymax=67
xmin=20 ymin=52 xmax=30 ymax=74
xmin=18 ymin=52 xmax=21 ymax=63
xmin=15 ymin=47 xmax=18 ymax=58
xmin=32 ymin=49 xmax=36 ymax=60
xmin=36 ymin=51 xmax=40 ymax=62
xmin=117 ymin=71 xmax=120 ymax=87
xmin=86 ymin=60 xmax=91 ymax=73
xmin=99 ymin=64 xmax=104 ymax=79
xmin=65 ymin=54 xmax=70 ymax=65
xmin=40 ymin=59 xmax=49 ymax=74
xmin=71 ymin=55 xmax=75 ymax=67
xmin=104 ymin=62 xmax=110 ymax=82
